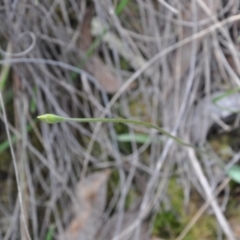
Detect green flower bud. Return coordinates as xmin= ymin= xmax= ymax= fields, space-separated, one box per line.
xmin=37 ymin=114 xmax=64 ymax=124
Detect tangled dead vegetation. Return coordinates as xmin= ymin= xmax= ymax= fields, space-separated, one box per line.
xmin=1 ymin=1 xmax=240 ymax=239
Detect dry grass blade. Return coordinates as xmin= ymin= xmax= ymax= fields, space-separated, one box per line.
xmin=79 ymin=5 xmax=134 ymax=93
xmin=0 ymin=43 xmax=11 ymax=91
xmin=0 ymin=92 xmax=31 ymax=240
xmin=187 ymin=146 xmax=235 ymax=240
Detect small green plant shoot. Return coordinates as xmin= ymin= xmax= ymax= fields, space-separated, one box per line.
xmin=37 ymin=114 xmax=193 ymax=148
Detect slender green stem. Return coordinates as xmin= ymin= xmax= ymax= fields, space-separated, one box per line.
xmin=38 ymin=114 xmax=194 ymax=148
xmin=67 ymin=118 xmax=193 ymax=147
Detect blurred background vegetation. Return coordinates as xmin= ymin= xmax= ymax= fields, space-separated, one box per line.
xmin=0 ymin=0 xmax=240 ymax=239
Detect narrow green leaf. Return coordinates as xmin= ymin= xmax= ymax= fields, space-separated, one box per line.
xmin=45 ymin=225 xmax=55 ymax=240
xmin=0 ymin=43 xmax=12 ymax=91
xmin=227 ymin=165 xmax=240 ymax=184
xmin=211 ymin=89 xmax=240 ymax=114
xmin=30 ymin=86 xmax=37 ymax=113
xmin=117 ymin=133 xmax=151 ymax=143
xmin=212 ymin=87 xmax=240 ymax=104
xmin=116 ymin=0 xmax=130 ymax=15
xmin=117 ymin=133 xmax=162 ymax=144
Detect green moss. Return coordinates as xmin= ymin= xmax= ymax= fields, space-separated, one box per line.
xmin=152 ymin=178 xmax=183 ymax=238
xmin=153 ymin=211 xmax=181 ymax=238
xmin=167 ymin=178 xmax=184 ymax=213
xmin=184 ymin=217 xmax=216 ymax=240
xmin=152 ymin=178 xmax=217 ymax=239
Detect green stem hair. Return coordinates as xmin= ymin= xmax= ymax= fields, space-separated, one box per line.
xmin=38 ymin=114 xmax=193 ymax=148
